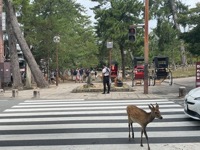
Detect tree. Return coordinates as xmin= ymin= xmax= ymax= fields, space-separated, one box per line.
xmin=23 ymin=0 xmax=99 ymax=71
xmin=4 ymin=0 xmax=48 ymax=88
xmin=5 ymin=5 xmax=23 ymax=89
xmin=150 ymin=0 xmax=189 ymax=66
xmin=92 ymin=0 xmax=144 ymax=78
xmin=169 ymin=0 xmax=187 ymax=66
xmin=180 ymin=3 xmax=200 ymax=56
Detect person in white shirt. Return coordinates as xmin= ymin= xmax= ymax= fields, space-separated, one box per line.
xmin=102 ymin=64 xmax=111 ymax=94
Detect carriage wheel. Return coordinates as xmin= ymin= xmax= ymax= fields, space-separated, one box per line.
xmin=166 ymin=71 xmax=173 ymax=85
xmin=132 ymin=73 xmax=135 ymax=87
xmin=148 ymin=75 xmax=153 ymax=86
xmin=167 ymin=71 xmax=173 ymax=85
xmin=148 ymin=76 xmax=151 ymax=86
xmin=152 ymin=76 xmax=156 ymax=86
xmin=132 ymin=77 xmax=135 ymax=87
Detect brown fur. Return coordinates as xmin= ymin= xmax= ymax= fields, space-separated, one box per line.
xmin=126 ymin=103 xmax=163 ymax=150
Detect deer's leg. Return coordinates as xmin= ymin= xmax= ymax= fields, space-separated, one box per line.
xmin=131 ymin=123 xmax=134 ymax=139
xmin=128 ymin=123 xmax=131 ymax=140
xmin=140 ymin=129 xmax=144 ymax=147
xmin=143 ymin=129 xmax=150 ymax=150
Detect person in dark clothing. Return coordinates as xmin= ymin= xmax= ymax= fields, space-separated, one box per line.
xmin=102 ymin=64 xmax=111 ymax=94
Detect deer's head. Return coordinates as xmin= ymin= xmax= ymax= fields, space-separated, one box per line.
xmin=149 ymin=103 xmax=163 ymax=119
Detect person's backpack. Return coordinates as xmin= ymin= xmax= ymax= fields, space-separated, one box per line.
xmin=79 ymin=69 xmax=83 ymax=75
xmin=73 ymin=70 xmax=77 ymax=76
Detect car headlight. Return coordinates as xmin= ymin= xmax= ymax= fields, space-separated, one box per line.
xmin=194 ymin=97 xmax=200 ymax=100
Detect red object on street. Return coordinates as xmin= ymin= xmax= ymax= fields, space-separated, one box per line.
xmin=134 ymin=65 xmax=144 ymax=79
xmin=196 ymin=62 xmax=200 ymax=87
xmin=110 ymin=64 xmax=118 ymax=79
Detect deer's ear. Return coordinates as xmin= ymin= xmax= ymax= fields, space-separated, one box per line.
xmin=156 ymin=103 xmax=159 ymax=108
xmin=148 ymin=104 xmax=152 ymax=109
xmin=150 ymin=104 xmax=155 ymax=109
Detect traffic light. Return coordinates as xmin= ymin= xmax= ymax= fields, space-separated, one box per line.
xmin=128 ymin=26 xmax=136 ymax=42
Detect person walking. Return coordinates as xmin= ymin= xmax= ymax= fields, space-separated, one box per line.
xmin=75 ymin=68 xmax=80 ymax=83
xmin=102 ymin=64 xmax=111 ymax=94
xmin=79 ymin=68 xmax=84 ymax=83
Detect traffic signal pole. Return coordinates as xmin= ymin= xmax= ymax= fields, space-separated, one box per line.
xmin=128 ymin=26 xmax=136 ymax=42
xmin=0 ymin=0 xmax=3 ymax=63
xmin=144 ymin=0 xmax=149 ymax=94
xmin=0 ymin=0 xmax=3 ymax=89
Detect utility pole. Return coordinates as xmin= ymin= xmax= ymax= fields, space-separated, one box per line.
xmin=0 ymin=0 xmax=3 ymax=63
xmin=144 ymin=0 xmax=149 ymax=94
xmin=0 ymin=0 xmax=3 ymax=89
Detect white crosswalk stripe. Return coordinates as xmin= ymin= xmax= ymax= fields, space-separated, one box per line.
xmin=0 ymin=99 xmax=200 ymax=150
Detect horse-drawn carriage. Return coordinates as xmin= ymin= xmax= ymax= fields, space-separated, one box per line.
xmin=132 ymin=57 xmax=144 ymax=86
xmin=148 ymin=56 xmax=173 ymax=86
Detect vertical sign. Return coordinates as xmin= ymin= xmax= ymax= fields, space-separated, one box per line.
xmin=2 ymin=12 xmax=5 ymax=31
xmin=107 ymin=42 xmax=113 ymax=69
xmin=196 ymin=62 xmax=200 ymax=87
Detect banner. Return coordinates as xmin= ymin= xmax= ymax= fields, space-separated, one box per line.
xmin=196 ymin=62 xmax=200 ymax=87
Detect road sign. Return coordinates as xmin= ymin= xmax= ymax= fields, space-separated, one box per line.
xmin=107 ymin=42 xmax=113 ymax=49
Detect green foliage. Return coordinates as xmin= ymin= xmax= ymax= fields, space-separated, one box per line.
xmin=180 ymin=3 xmax=200 ymax=56
xmin=6 ymin=0 xmax=200 ymax=71
xmin=149 ymin=0 xmax=199 ymax=65
xmin=92 ymin=0 xmax=144 ymax=61
xmin=15 ymin=0 xmax=99 ymax=71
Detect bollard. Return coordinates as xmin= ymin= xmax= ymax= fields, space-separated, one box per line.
xmin=33 ymin=90 xmax=40 ymax=98
xmin=0 ymin=89 xmax=4 ymax=95
xmin=179 ymin=86 xmax=186 ymax=97
xmin=12 ymin=89 xmax=18 ymax=97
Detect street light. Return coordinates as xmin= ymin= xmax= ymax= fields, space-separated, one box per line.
xmin=53 ymin=36 xmax=60 ymax=86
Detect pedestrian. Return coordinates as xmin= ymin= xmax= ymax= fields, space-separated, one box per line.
xmin=102 ymin=64 xmax=110 ymax=94
xmin=79 ymin=68 xmax=84 ymax=83
xmin=85 ymin=68 xmax=90 ymax=82
xmin=50 ymin=70 xmax=55 ymax=84
xmin=94 ymin=70 xmax=97 ymax=79
xmin=75 ymin=68 xmax=80 ymax=83
xmin=72 ymin=69 xmax=77 ymax=82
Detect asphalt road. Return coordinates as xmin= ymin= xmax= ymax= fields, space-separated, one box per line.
xmin=0 ymin=99 xmax=200 ymax=150
xmin=0 ymin=77 xmax=199 ymax=150
xmin=149 ymin=76 xmax=195 ymax=97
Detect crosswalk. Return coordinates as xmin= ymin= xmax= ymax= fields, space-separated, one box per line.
xmin=0 ymin=99 xmax=200 ymax=150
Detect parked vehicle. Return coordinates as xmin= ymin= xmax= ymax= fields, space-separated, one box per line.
xmin=110 ymin=61 xmax=118 ymax=81
xmin=184 ymin=87 xmax=200 ymax=120
xmin=149 ymin=56 xmax=173 ymax=86
xmin=132 ymin=57 xmax=144 ymax=86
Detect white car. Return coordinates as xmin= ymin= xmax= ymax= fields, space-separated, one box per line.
xmin=184 ymin=87 xmax=200 ymax=120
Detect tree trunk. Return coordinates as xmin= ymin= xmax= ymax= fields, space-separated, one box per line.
xmin=5 ymin=4 xmax=23 ymax=90
xmin=169 ymin=0 xmax=187 ymax=66
xmin=169 ymin=0 xmax=180 ymax=31
xmin=4 ymin=0 xmax=48 ymax=88
xmin=25 ymin=64 xmax=32 ymax=88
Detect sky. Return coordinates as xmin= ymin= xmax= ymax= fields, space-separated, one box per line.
xmin=76 ymin=0 xmax=200 ymax=29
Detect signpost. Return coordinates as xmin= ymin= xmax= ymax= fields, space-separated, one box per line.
xmin=196 ymin=62 xmax=200 ymax=87
xmin=107 ymin=42 xmax=113 ymax=68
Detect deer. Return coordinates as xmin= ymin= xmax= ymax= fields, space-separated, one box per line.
xmin=126 ymin=103 xmax=163 ymax=150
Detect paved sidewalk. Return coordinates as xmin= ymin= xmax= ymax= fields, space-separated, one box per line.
xmin=0 ymin=77 xmax=195 ymax=100
xmin=0 ymin=82 xmax=161 ymax=100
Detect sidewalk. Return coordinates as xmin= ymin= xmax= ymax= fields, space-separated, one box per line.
xmin=0 ymin=77 xmax=195 ymax=100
